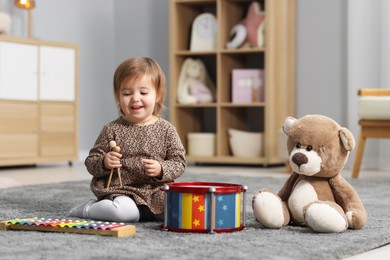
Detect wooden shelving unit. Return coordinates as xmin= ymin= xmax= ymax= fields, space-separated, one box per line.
xmin=169 ymin=0 xmax=296 ymax=165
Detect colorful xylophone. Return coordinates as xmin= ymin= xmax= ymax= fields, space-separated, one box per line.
xmin=0 ymin=217 xmax=136 ymax=238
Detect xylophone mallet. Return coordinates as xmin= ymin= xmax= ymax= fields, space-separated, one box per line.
xmin=106 ymin=141 xmax=123 ymax=189
xmin=113 ymin=145 xmax=123 ymax=187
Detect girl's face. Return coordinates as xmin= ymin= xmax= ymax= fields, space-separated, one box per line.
xmin=119 ymin=75 xmax=157 ymax=125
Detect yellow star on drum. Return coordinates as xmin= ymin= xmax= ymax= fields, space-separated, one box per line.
xmin=193 ymin=219 xmax=200 ymax=227
xmin=192 ymin=195 xmax=199 ymax=202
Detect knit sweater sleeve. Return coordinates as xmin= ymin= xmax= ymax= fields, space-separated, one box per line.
xmin=158 ymin=123 xmax=187 ymax=182
xmin=84 ymin=124 xmax=114 ymax=178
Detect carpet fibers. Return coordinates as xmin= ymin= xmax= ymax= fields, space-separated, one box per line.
xmin=0 ymin=172 xmax=389 ymax=260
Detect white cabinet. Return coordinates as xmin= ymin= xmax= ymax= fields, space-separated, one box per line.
xmin=0 ymin=36 xmax=78 ymax=167
xmin=40 ymin=46 xmax=76 ymax=101
xmin=0 ymin=42 xmax=38 ymax=100
xmin=0 ymin=42 xmax=76 ymax=102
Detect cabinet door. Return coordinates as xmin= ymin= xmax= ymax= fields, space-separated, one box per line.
xmin=40 ymin=102 xmax=76 ymax=157
xmin=0 ymin=42 xmax=38 ymax=100
xmin=39 ymin=46 xmax=76 ymax=101
xmin=0 ymin=101 xmax=38 ymax=160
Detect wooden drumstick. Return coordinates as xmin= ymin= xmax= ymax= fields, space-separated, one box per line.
xmin=113 ymin=146 xmax=123 ymax=188
xmin=106 ymin=141 xmax=118 ymax=190
xmin=106 ymin=170 xmax=114 ymax=189
xmin=117 ymin=168 xmax=123 ymax=187
xmin=109 ymin=140 xmax=117 ymax=149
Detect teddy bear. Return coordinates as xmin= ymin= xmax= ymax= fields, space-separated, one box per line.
xmin=226 ymin=1 xmax=265 ymax=49
xmin=252 ymin=114 xmax=367 ymax=233
xmin=177 ymin=58 xmax=216 ymax=105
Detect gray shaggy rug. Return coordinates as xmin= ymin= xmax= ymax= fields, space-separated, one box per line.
xmin=0 ymin=172 xmax=389 ymax=260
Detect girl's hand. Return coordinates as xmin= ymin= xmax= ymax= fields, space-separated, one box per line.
xmin=141 ymin=158 xmax=162 ymax=178
xmin=104 ymin=151 xmax=122 ymax=169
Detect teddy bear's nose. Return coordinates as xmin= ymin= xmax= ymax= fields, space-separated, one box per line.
xmin=292 ymin=152 xmax=308 ymax=167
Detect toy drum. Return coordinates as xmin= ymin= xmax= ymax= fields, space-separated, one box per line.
xmin=161 ymin=182 xmax=247 ymax=233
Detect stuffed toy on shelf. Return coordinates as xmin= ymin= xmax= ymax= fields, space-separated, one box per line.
xmin=177 ymin=58 xmax=216 ymax=105
xmin=0 ymin=12 xmax=11 ymax=35
xmin=226 ymin=1 xmax=265 ymax=49
xmin=252 ymin=114 xmax=367 ymax=233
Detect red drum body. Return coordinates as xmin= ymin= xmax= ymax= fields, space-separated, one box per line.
xmin=161 ymin=182 xmax=247 ymax=233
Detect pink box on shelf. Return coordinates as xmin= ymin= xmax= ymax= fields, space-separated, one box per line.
xmin=231 ymin=69 xmax=264 ymax=103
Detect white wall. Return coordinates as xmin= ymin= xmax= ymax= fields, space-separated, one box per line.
xmin=2 ymin=0 xmax=169 ymax=157
xmin=347 ymin=0 xmax=390 ymax=170
xmin=13 ymin=0 xmax=117 ymax=156
xmin=296 ymin=0 xmax=347 ymax=124
xmin=113 ymin=0 xmax=170 ymax=114
xmin=3 ymin=0 xmax=361 ymax=166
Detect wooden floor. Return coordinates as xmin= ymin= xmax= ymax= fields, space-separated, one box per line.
xmin=0 ymin=162 xmax=388 ymax=259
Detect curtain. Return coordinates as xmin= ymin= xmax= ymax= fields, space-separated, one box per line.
xmin=347 ymin=0 xmax=390 ymax=170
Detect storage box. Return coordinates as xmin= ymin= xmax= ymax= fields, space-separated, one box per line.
xmin=232 ymin=69 xmax=264 ymax=103
xmin=228 ymin=129 xmax=263 ymax=157
xmin=187 ymin=133 xmax=216 ymax=156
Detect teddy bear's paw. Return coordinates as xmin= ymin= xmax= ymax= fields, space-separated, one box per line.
xmin=346 ymin=210 xmax=367 ymax=229
xmin=252 ymin=191 xmax=287 ymax=229
xmin=346 ymin=211 xmax=354 ymax=228
xmin=304 ymin=202 xmax=348 ymax=233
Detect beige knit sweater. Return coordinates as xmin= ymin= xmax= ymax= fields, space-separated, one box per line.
xmin=85 ymin=117 xmax=186 ymax=214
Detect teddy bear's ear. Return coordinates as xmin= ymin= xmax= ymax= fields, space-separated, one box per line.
xmin=339 ymin=127 xmax=355 ymax=151
xmin=283 ymin=116 xmax=297 ymax=135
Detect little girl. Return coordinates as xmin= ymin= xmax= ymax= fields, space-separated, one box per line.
xmin=68 ymin=57 xmax=186 ymax=222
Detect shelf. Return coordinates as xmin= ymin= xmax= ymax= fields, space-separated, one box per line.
xmin=220 ymin=48 xmax=265 ymax=54
xmin=186 ymin=155 xmax=284 ymax=165
xmin=175 ymin=50 xmax=217 ymax=56
xmin=175 ymin=0 xmax=216 ymax=4
xmin=175 ymin=48 xmax=265 ymax=56
xmin=220 ymin=102 xmax=265 ymax=107
xmin=169 ymin=0 xmax=296 ymax=166
xmin=175 ymin=103 xmax=217 ymax=108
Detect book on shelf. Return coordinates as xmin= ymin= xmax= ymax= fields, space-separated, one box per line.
xmin=231 ymin=69 xmax=264 ymax=103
